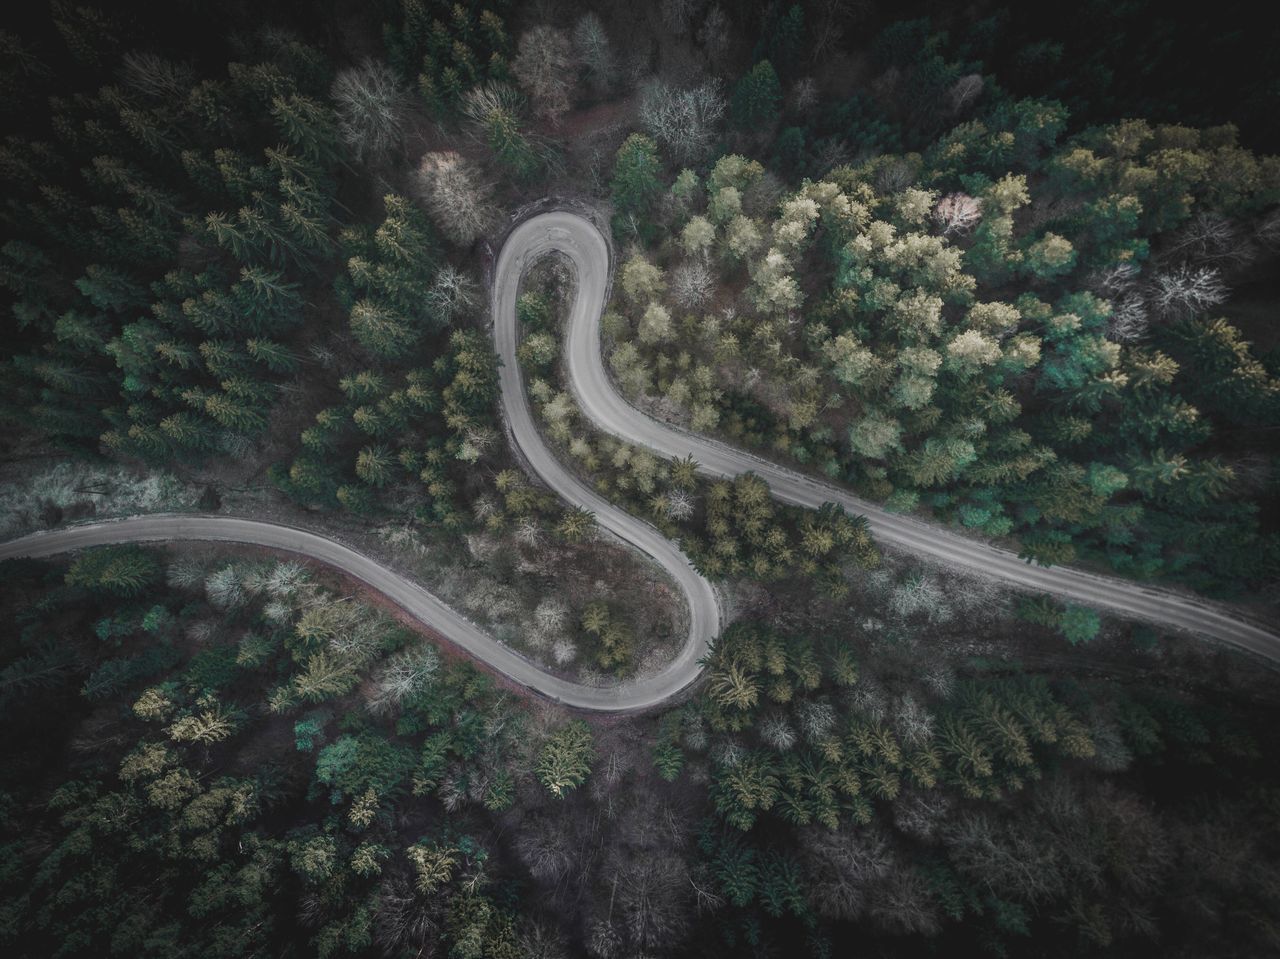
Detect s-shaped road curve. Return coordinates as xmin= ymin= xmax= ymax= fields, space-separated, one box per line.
xmin=1 ymin=211 xmax=1276 ymax=712
xmin=0 ymin=210 xmax=723 ymax=712
xmin=511 ymin=211 xmax=1279 ymax=664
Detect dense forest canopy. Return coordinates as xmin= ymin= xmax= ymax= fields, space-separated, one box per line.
xmin=1 ymin=1 xmax=1278 ymax=957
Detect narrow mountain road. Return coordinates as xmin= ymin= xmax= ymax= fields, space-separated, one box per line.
xmin=0 ymin=513 xmax=697 ymax=710
xmin=2 ymin=210 xmax=1275 ymax=713
xmin=531 ymin=210 xmax=1278 ymax=663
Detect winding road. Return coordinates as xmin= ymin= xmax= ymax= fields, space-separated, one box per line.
xmin=1 ymin=210 xmax=1276 ymax=711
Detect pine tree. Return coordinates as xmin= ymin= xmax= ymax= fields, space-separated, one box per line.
xmin=270 ymin=94 xmax=339 ymax=165
xmin=355 ymin=445 xmax=395 ymax=487
xmin=203 ymin=390 xmax=267 ymax=433
xmin=731 ymin=61 xmax=781 ymax=131
xmin=669 ymin=454 xmax=699 ymax=489
xmin=159 ymin=412 xmax=215 ymax=450
xmin=711 ymin=750 xmax=780 ymax=830
xmin=65 ymin=546 xmax=161 ymax=596
xmin=580 ymin=600 xmax=610 ymax=635
xmin=556 ymin=507 xmax=595 ymax=542
xmin=350 ymin=299 xmax=416 ymax=358
xmin=167 ymin=704 xmax=238 ymax=744
xmin=294 ymin=651 xmax=359 ymax=703
xmin=205 ymin=211 xmax=258 ymax=262
xmin=756 ymin=5 xmax=806 ymax=79
xmin=406 ymin=841 xmax=458 ymax=894
xmin=610 ymin=134 xmax=662 ymax=239
xmin=246 ymin=338 xmax=300 ymax=373
xmin=537 ymin=720 xmax=595 ymax=797
xmin=75 ymin=263 xmax=147 ymax=313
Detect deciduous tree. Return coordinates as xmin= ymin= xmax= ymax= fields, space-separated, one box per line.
xmin=331 ymin=60 xmax=411 ymax=163
xmin=512 ymin=26 xmax=577 ymax=124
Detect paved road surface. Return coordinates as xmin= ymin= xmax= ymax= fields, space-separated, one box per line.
xmin=536 ymin=211 xmax=1278 ymax=662
xmin=1 ymin=211 xmax=1275 ymax=713
xmin=0 ymin=514 xmax=675 ymax=709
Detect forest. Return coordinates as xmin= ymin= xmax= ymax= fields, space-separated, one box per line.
xmin=1 ymin=1 xmax=1278 ymax=957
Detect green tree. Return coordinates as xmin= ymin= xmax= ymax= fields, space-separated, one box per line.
xmin=350 ymin=299 xmax=416 ymax=358
xmin=1061 ymin=604 xmax=1101 ymax=645
xmin=65 ymin=546 xmax=161 ymax=596
xmin=756 ymin=5 xmax=806 ymax=79
xmin=611 ymin=133 xmax=662 ymax=240
xmin=355 ymin=445 xmax=396 ymax=486
xmin=731 ymin=61 xmax=781 ymax=132
xmin=537 ymin=720 xmax=595 ymax=797
xmin=556 ymin=506 xmax=595 ymax=542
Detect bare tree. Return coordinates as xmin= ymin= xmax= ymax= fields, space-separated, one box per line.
xmin=742 ymin=170 xmax=785 ymax=219
xmin=888 ymin=571 xmax=952 ymax=623
xmin=166 ymin=557 xmax=206 ymax=589
xmin=415 ymin=151 xmax=497 ymax=247
xmin=330 ymin=59 xmax=411 ymax=164
xmin=615 ymin=852 xmax=692 ymax=950
xmin=366 ymin=645 xmax=440 ymax=714
xmin=534 ymin=597 xmax=570 ymax=634
xmin=516 ymin=516 xmax=543 ymax=547
xmin=759 ymin=713 xmax=797 ymax=751
xmin=461 ymin=80 xmax=524 ymax=130
xmin=869 ymin=865 xmax=942 ymax=936
xmin=1091 ymin=262 xmax=1150 ymax=342
xmin=589 ymin=740 xmax=635 ymax=806
xmin=426 ymin=265 xmax=480 ymax=322
xmin=688 ymin=863 xmax=726 ymax=913
xmin=932 ymin=193 xmax=984 ymax=236
xmin=846 ymin=673 xmax=889 ymax=722
xmin=943 ymin=811 xmax=1066 ymax=904
xmin=893 ymin=789 xmax=952 ymax=841
xmin=922 ymin=661 xmax=955 ymax=698
xmin=1094 ymin=262 xmax=1141 ymax=297
xmin=799 ymin=825 xmax=894 ymax=920
xmin=374 ymin=875 xmax=439 ymax=954
xmin=1109 ymin=293 xmax=1150 ymax=343
xmin=790 ymin=77 xmax=819 ymax=113
xmin=584 ymin=917 xmax=623 ymax=959
xmin=206 ymin=563 xmax=246 ymax=609
xmin=1257 ymin=208 xmax=1280 ymax=250
xmin=639 ymin=79 xmax=726 ymax=164
xmin=670 ymin=258 xmax=714 ymax=310
xmin=797 ymin=698 xmax=836 ymax=741
xmin=948 ymin=74 xmax=985 ymax=114
xmin=552 ymin=638 xmax=577 ymax=665
xmin=512 ymin=25 xmax=578 ymax=124
xmin=573 ymin=13 xmax=618 ymax=98
xmin=1084 ymin=785 xmax=1172 ymax=899
xmin=892 ymin=693 xmax=935 ymax=746
xmin=810 ymin=137 xmax=852 ymax=175
xmin=695 ymin=5 xmax=731 ymax=67
xmin=1087 ymin=714 xmax=1134 ymax=773
xmin=875 ymin=158 xmax=917 ymax=195
xmin=515 ymin=812 xmax=579 ymax=884
xmin=664 ymin=488 xmax=695 ymax=521
xmin=591 ymin=791 xmax=696 ymax=953
xmin=662 ymin=0 xmax=704 ymax=35
xmin=518 ymin=921 xmax=571 ymax=959
xmin=1150 ymin=264 xmax=1229 ymax=319
xmin=809 ymin=0 xmax=869 ymax=62
xmin=1164 ymin=212 xmax=1256 ymax=269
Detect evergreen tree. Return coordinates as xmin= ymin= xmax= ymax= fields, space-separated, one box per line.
xmin=537 ymin=720 xmax=595 ymax=797
xmin=611 ymin=134 xmax=662 ymax=240
xmin=731 ymin=61 xmax=782 ymax=132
